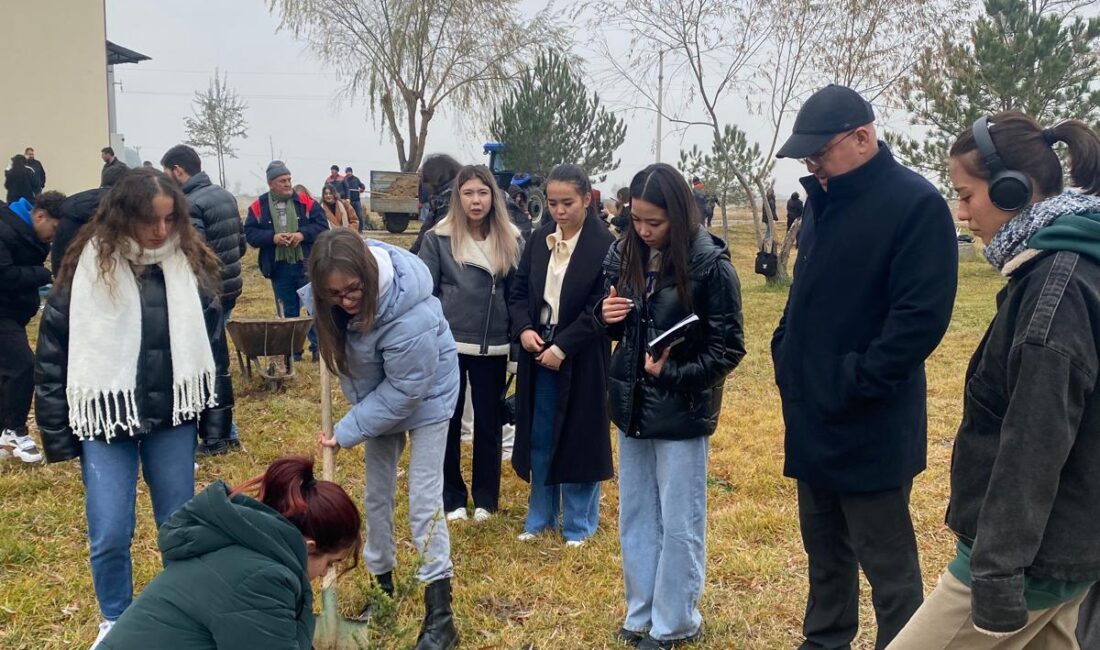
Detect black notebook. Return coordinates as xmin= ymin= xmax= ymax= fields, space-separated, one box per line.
xmin=646 ymin=313 xmax=700 ymax=356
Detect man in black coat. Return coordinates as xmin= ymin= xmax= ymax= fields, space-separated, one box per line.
xmin=101 ymin=146 xmax=128 ymax=187
xmin=343 ymin=166 xmax=368 ymax=231
xmin=0 ymin=191 xmax=64 ymax=464
xmin=771 ymin=85 xmax=958 ymax=650
xmin=51 ymin=159 xmax=129 ymax=275
xmin=162 ymin=145 xmax=243 ymax=456
xmin=24 ymin=148 xmax=45 ymax=187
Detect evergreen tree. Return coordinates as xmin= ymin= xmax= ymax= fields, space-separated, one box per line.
xmin=679 ymin=124 xmax=771 ymax=242
xmin=184 ymin=71 xmax=249 ymax=187
xmin=490 ymin=50 xmax=627 ymax=181
xmin=890 ymin=0 xmax=1100 ymax=189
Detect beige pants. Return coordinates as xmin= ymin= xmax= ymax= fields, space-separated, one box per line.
xmin=888 ymin=572 xmax=1087 ymax=650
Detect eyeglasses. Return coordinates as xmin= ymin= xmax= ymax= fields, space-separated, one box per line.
xmin=329 ymin=284 xmax=363 ymax=303
xmin=800 ymin=130 xmax=857 ymax=167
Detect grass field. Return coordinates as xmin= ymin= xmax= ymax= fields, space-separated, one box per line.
xmin=0 ymin=219 xmax=1001 ymax=649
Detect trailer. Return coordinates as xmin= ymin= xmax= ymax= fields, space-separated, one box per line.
xmin=369 ymin=170 xmax=420 ymax=233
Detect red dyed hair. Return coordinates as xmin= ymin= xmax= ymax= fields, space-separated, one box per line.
xmin=232 ymin=456 xmax=362 ymax=563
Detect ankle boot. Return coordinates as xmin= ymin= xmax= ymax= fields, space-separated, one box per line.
xmin=414 ymin=578 xmax=459 ymax=650
xmin=356 ymin=571 xmax=394 ymax=620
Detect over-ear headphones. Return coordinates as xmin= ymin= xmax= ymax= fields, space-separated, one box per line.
xmin=971 ymin=116 xmax=1032 ymax=212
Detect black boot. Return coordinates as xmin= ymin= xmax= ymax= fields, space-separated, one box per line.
xmin=415 ymin=578 xmax=458 ymax=650
xmin=356 ymin=571 xmax=394 ymax=620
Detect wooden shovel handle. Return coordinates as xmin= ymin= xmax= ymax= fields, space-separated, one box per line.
xmin=320 ymin=358 xmax=335 ymax=483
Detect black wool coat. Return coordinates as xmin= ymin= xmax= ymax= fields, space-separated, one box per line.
xmin=772 ymin=144 xmax=958 ymax=492
xmin=508 ymin=215 xmax=614 ymax=485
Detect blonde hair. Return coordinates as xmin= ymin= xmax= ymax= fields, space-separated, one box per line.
xmin=444 ymin=165 xmax=520 ymax=276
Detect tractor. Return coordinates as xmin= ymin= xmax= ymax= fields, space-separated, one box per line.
xmin=483 ymin=142 xmax=547 ymax=226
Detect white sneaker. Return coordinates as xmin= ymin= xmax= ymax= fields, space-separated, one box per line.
xmin=445 ymin=508 xmax=467 ymax=522
xmin=565 ymin=539 xmax=586 ymax=548
xmin=473 ymin=508 xmax=491 ymax=522
xmin=90 ymin=620 xmax=114 ymax=649
xmin=0 ymin=430 xmax=42 ymax=463
xmin=517 ymin=532 xmax=536 ymax=541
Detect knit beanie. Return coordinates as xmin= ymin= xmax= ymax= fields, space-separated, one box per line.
xmin=266 ymin=160 xmax=291 ymax=181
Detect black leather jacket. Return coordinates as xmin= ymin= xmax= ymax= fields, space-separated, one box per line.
xmin=598 ymin=228 xmax=746 ymax=439
xmin=182 ymin=172 xmax=245 ymax=302
xmin=35 ymin=265 xmax=225 ymax=463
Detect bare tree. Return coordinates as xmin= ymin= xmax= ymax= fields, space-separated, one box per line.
xmin=184 ymin=71 xmax=248 ymax=187
xmin=269 ymin=0 xmax=554 ymax=172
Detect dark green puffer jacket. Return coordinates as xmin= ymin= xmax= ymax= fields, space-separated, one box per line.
xmin=100 ymin=481 xmax=314 ymax=650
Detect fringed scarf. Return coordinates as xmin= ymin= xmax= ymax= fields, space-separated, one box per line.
xmin=66 ymin=235 xmax=216 ymax=440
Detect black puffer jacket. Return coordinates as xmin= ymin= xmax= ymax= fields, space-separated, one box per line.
xmin=182 ymin=172 xmax=245 ymax=301
xmin=0 ymin=203 xmax=51 ymax=326
xmin=598 ymin=227 xmax=746 ymax=439
xmin=35 ymin=265 xmax=224 ymax=463
xmin=51 ymin=187 xmax=107 ymax=274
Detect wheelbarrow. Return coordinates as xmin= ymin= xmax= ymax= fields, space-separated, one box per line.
xmin=225 ymin=317 xmax=314 ymax=391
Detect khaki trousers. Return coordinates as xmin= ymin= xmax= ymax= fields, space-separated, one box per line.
xmin=888 ymin=572 xmax=1088 ymax=650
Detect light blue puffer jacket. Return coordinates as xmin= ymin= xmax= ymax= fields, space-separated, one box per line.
xmin=302 ymin=239 xmax=459 ymax=447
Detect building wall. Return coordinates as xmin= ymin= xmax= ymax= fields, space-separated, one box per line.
xmin=1 ymin=0 xmax=108 ymax=195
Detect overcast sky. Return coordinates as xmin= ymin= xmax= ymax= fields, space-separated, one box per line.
xmin=106 ymin=0 xmax=851 ymax=198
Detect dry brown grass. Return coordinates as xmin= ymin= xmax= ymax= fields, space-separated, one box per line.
xmin=0 ymin=219 xmax=999 ymax=649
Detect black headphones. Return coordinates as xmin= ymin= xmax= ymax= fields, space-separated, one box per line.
xmin=971 ymin=116 xmax=1032 ymax=212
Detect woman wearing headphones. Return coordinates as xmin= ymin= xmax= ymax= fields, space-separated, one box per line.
xmin=889 ymin=112 xmax=1100 ymax=649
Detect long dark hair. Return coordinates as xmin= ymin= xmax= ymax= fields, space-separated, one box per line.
xmin=307 ymin=229 xmax=380 ymax=376
xmin=54 ymin=167 xmax=220 ymax=296
xmin=10 ymin=154 xmax=27 ymax=173
xmin=232 ymin=456 xmax=362 ymax=566
xmin=619 ymin=163 xmax=698 ymax=307
xmin=420 ymin=154 xmax=462 ymax=197
xmin=950 ymin=110 xmax=1100 ymax=197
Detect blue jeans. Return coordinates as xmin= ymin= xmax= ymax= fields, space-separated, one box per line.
xmin=618 ymin=429 xmax=708 ymax=641
xmin=271 ymin=261 xmax=316 ymax=357
xmin=81 ymin=422 xmax=197 ymax=620
xmin=221 ymin=302 xmax=238 ymax=442
xmin=524 ymin=366 xmax=600 ymax=541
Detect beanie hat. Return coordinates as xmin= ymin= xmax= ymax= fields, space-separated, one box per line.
xmin=266 ymin=160 xmax=291 ymax=181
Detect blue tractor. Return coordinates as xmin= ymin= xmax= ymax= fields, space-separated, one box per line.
xmin=484 ymin=142 xmax=547 ymax=226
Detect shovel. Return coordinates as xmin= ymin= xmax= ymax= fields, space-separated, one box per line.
xmin=314 ymin=360 xmax=372 ymax=650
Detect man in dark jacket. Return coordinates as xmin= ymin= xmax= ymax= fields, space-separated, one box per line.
xmin=0 ymin=191 xmax=64 ymax=464
xmin=344 ymin=166 xmax=367 ymax=231
xmin=101 ymin=147 xmax=128 ymax=187
xmin=51 ymin=161 xmax=129 ymax=275
xmin=323 ymin=165 xmax=348 ymax=199
xmin=162 ymin=145 xmax=244 ymax=456
xmin=772 ymin=85 xmax=958 ymax=650
xmin=24 ymin=148 xmax=45 ymax=187
xmin=245 ymin=160 xmax=328 ymax=359
xmin=691 ymin=177 xmax=714 ymax=228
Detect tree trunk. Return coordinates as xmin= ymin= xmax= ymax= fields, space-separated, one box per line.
xmin=720 ymin=203 xmax=729 ymax=242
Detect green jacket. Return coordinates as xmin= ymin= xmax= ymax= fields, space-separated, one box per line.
xmin=100 ymin=481 xmax=314 ymax=650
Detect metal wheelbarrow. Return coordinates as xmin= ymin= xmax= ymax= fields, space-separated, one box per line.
xmin=225 ymin=317 xmax=314 ymax=390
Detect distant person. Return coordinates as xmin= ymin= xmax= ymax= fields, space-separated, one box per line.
xmin=889 ymin=113 xmax=1100 ymax=650
xmin=50 ymin=163 xmax=128 ymax=274
xmin=410 ymin=154 xmax=463 ymax=255
xmin=244 ymin=160 xmax=328 ymax=360
xmin=95 ymin=456 xmax=362 ymax=650
xmin=142 ymin=161 xmax=153 ymax=168
xmin=24 ymin=147 xmax=45 ymax=187
xmin=323 ymin=164 xmax=348 ymax=199
xmin=690 ymin=177 xmax=714 ymax=228
xmin=161 ymin=144 xmax=243 ymax=456
xmin=773 ymin=85 xmax=957 ymax=649
xmin=5 ymin=154 xmax=41 ymax=204
xmin=319 ymin=183 xmax=359 ymax=231
xmin=0 ymin=191 xmax=64 ymax=465
xmin=764 ymin=186 xmax=777 ymax=238
xmin=101 ymin=147 xmax=128 ymax=187
xmin=36 ymin=168 xmax=225 ymax=649
xmin=344 ymin=167 xmax=368 ymax=231
xmin=610 ymin=186 xmax=630 ymax=234
xmin=417 ymin=165 xmax=522 ymax=524
xmin=786 ymin=191 xmax=804 ymax=231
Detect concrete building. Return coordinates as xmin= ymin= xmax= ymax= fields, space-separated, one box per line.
xmin=1 ymin=1 xmax=148 ymax=195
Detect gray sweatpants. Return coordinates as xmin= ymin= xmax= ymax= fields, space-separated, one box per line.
xmin=363 ymin=420 xmax=453 ymax=584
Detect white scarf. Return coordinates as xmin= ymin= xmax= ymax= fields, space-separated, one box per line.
xmin=67 ymin=235 xmax=217 ymax=440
